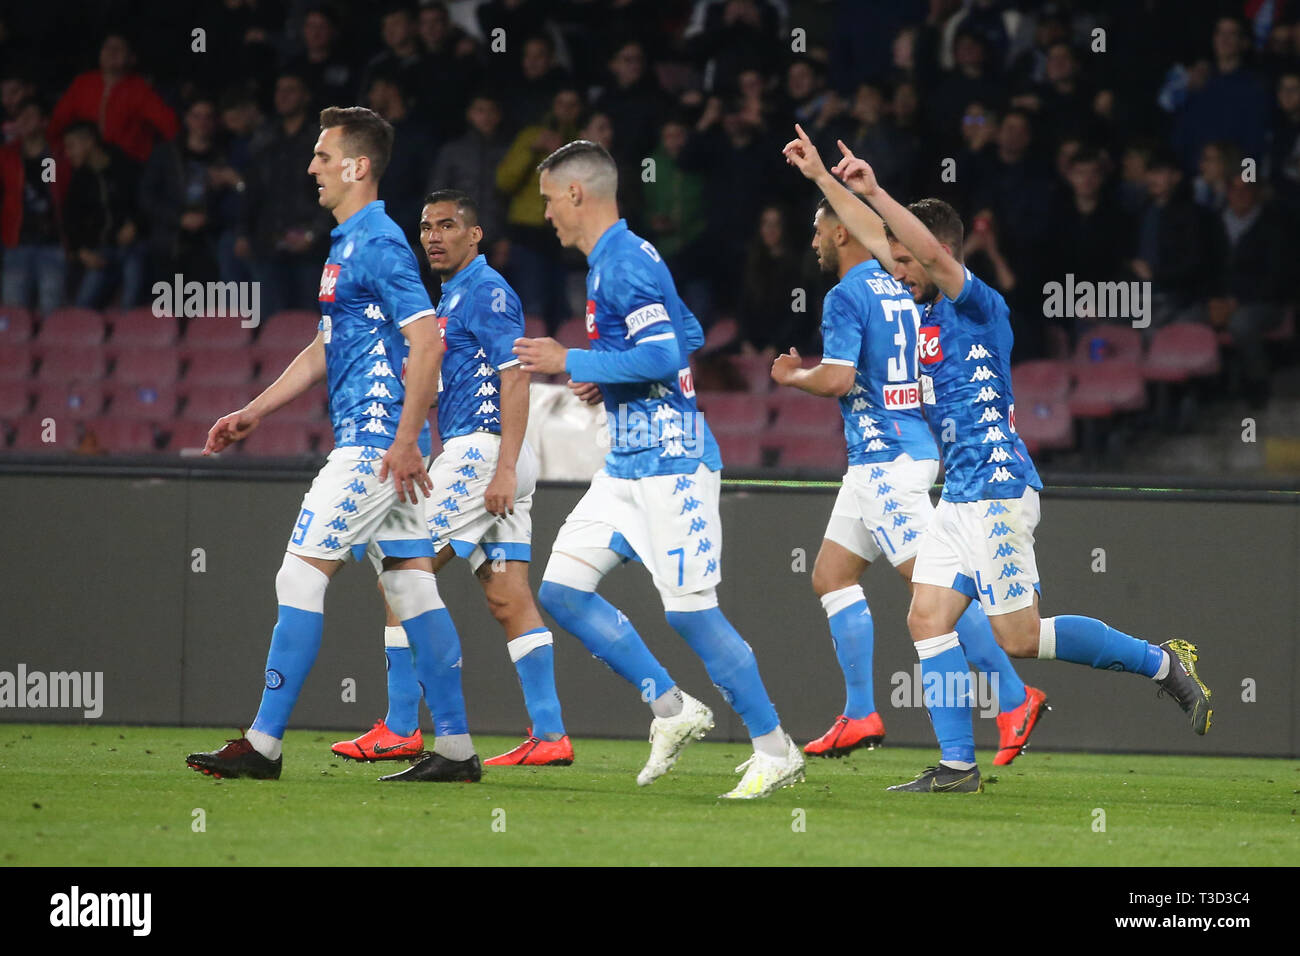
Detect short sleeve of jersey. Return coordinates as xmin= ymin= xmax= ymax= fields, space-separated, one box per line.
xmin=471 ymin=280 xmax=525 ymax=370
xmin=951 ymin=267 xmax=1007 ymax=326
xmin=820 ymin=285 xmax=863 ymax=368
xmin=612 ymin=251 xmax=674 ymax=344
xmin=369 ymin=237 xmax=436 ymax=328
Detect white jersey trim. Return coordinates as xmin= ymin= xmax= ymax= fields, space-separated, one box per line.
xmin=497 ymin=357 xmax=522 ymax=371
xmin=639 ymin=332 xmax=675 ymax=344
xmin=397 ymin=307 xmax=438 ymax=328
xmin=821 ymin=358 xmax=855 ymax=367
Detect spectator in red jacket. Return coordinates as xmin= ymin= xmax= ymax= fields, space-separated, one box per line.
xmin=47 ymin=32 xmax=178 ymax=165
xmin=1 ymin=98 xmax=68 ymax=312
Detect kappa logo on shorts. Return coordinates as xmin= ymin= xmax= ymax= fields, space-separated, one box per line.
xmin=999 ymin=562 xmax=1025 ymax=578
xmin=902 ymin=529 xmax=919 ymax=543
xmin=1004 ymin=582 xmax=1028 ymax=599
xmin=695 ymin=538 xmax=712 ymax=555
xmin=918 ymin=326 xmax=943 ymax=364
xmin=984 ymin=502 xmax=1009 ymax=516
xmin=993 ymin=542 xmax=1018 ymax=557
xmin=705 ymin=558 xmax=717 ymax=575
xmin=679 ymin=496 xmax=702 ymax=514
xmin=988 ymin=521 xmax=1013 ymax=537
xmin=318 ymin=264 xmax=340 ymax=301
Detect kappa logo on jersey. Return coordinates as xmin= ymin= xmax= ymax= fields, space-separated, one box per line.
xmin=318 ymin=264 xmax=340 ymax=301
xmin=989 ymin=466 xmax=1014 ymax=482
xmin=366 ymin=381 xmax=394 ymax=399
xmin=851 ymin=397 xmax=869 ymax=412
xmin=678 ymin=367 xmax=695 ymax=398
xmin=882 ymin=383 xmax=921 ymax=409
xmin=965 ymin=344 xmax=991 ymax=360
xmin=970 ymin=365 xmax=996 ymax=382
xmin=974 ymin=386 xmax=1001 ymax=402
xmin=987 ymin=446 xmax=1012 ymax=463
xmin=475 ymin=381 xmax=498 ymax=397
xmin=977 ymin=407 xmax=1003 ymax=423
xmin=982 ymin=426 xmax=1009 ymax=442
xmin=585 ymin=300 xmax=598 ymax=339
xmin=918 ymin=326 xmax=943 ymax=364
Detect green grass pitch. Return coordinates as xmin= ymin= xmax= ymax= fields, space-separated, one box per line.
xmin=1 ymin=724 xmax=1295 ymax=866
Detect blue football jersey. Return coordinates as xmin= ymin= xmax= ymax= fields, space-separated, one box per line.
xmin=918 ymin=267 xmax=1043 ymax=502
xmin=317 ymin=200 xmax=433 ymax=453
xmin=433 ymin=254 xmax=524 ymax=441
xmin=821 ymin=259 xmax=939 ymax=466
xmin=582 ymin=219 xmax=721 ymax=479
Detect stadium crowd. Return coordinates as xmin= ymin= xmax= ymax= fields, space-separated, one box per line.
xmin=1 ymin=0 xmax=1298 ymax=460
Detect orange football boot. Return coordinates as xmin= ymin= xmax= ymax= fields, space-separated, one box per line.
xmin=484 ymin=731 xmax=574 ymax=766
xmin=994 ymin=686 xmax=1049 ymax=765
xmin=803 ymin=713 xmax=886 ymax=758
xmin=331 ymin=719 xmax=423 ymax=761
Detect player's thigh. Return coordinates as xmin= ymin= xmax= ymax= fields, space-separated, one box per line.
xmin=908 ymin=581 xmax=971 ymax=640
xmin=542 ymin=470 xmax=637 ymax=588
xmin=635 ymin=464 xmax=722 ymax=601
xmin=811 ymin=537 xmax=871 ymax=596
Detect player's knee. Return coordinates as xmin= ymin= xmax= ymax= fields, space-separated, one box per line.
xmin=275 ymin=554 xmax=329 ymax=613
xmin=379 ymin=568 xmax=443 ymax=622
xmin=661 ymin=588 xmax=719 ymax=614
xmin=810 ymin=559 xmax=843 ymax=598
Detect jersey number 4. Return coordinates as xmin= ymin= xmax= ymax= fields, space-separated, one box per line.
xmin=883 ymin=299 xmax=922 ymax=383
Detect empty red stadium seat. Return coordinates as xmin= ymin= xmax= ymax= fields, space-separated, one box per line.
xmin=111 ymin=348 xmax=182 ymax=386
xmin=1142 ymin=322 xmax=1221 ymax=382
xmin=726 ymin=354 xmax=776 ymax=393
xmin=768 ymin=390 xmax=842 ymax=432
xmin=0 ymin=381 xmax=31 ymax=418
xmin=1014 ymin=400 xmax=1074 ymax=453
xmin=110 ymin=308 xmax=179 ymax=348
xmin=254 ymin=348 xmax=302 ymax=385
xmin=255 ymin=310 xmax=321 ymax=353
xmin=1012 ymin=360 xmax=1071 ymax=403
xmin=186 ymin=351 xmax=254 ymax=385
xmin=31 ymin=382 xmax=106 ymax=419
xmin=555 ymin=317 xmax=589 ymax=349
xmin=714 ymin=432 xmax=763 ymax=468
xmin=38 ymin=308 xmax=105 ymax=348
xmin=81 ymin=417 xmax=158 ymax=453
xmin=183 ymin=315 xmax=254 ymax=351
xmin=1068 ymin=360 xmax=1147 ymax=417
xmin=180 ymin=384 xmax=255 ymax=420
xmin=36 ymin=347 xmax=106 ymax=382
xmin=700 ymin=317 xmax=738 ymax=354
xmin=239 ymin=421 xmax=315 ymax=456
xmin=106 ymin=383 xmax=179 ymax=421
xmin=163 ymin=420 xmax=214 ymax=453
xmin=1073 ymin=323 xmax=1143 ymax=365
xmin=0 ymin=344 xmax=34 ymax=381
xmin=9 ymin=415 xmax=80 ymax=452
xmin=0 ymin=306 xmax=34 ymax=344
xmin=523 ymin=316 xmax=547 ymax=339
xmin=276 ymin=391 xmax=328 ymax=424
xmin=697 ymin=392 xmax=768 ymax=433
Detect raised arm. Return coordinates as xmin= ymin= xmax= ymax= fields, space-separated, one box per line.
xmin=831 ymin=141 xmax=965 ymax=301
xmin=782 ymin=124 xmax=894 ymax=272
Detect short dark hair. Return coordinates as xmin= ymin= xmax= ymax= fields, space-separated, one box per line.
xmin=885 ymin=198 xmax=964 ymax=260
xmin=536 ymin=138 xmax=618 ymax=196
xmin=1069 ymin=147 xmax=1104 ymax=168
xmin=319 ymin=105 xmax=394 ymax=181
xmin=63 ymin=120 xmax=101 ymax=144
xmin=423 ymin=188 xmax=479 ymax=229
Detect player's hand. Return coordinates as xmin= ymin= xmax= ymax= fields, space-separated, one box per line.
xmin=781 ymin=123 xmax=829 ymax=181
xmin=484 ymin=465 xmax=516 ymax=517
xmin=513 ymin=336 xmax=568 ymax=375
xmin=379 ymin=439 xmax=433 ymax=504
xmin=568 ymin=379 xmax=603 ymax=405
xmin=770 ymin=347 xmax=801 ymax=386
xmin=831 ymin=141 xmax=879 ymax=198
xmin=204 ymin=408 xmax=260 ymax=454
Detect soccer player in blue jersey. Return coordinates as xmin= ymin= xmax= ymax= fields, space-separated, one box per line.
xmin=332 ymin=189 xmax=572 ymax=769
xmin=513 ymin=140 xmax=806 ymax=798
xmin=823 ymin=143 xmax=1212 ymax=793
xmin=773 ymin=127 xmax=1049 ymax=767
xmin=186 ymin=107 xmax=480 ymax=782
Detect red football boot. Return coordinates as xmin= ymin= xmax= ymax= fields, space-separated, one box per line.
xmin=331 ymin=720 xmax=423 ymax=761
xmin=484 ymin=732 xmax=574 ymax=766
xmin=803 ymin=713 xmax=886 ymax=758
xmin=994 ymin=686 xmax=1049 ymax=765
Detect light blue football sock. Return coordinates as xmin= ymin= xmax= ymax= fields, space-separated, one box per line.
xmin=665 ymin=607 xmax=780 ymax=738
xmin=538 ymin=581 xmax=674 ymax=700
xmin=1045 ymin=615 xmax=1163 ymax=677
xmin=508 ymin=628 xmax=565 ymax=739
xmin=954 ymin=602 xmax=1027 ymax=712
xmin=402 ymin=608 xmax=469 ymax=737
xmin=821 ymin=585 xmax=875 ymax=719
xmin=250 ymin=605 xmax=324 ymax=740
xmin=916 ymin=632 xmax=976 ymax=766
xmin=383 ymin=636 xmax=421 ymax=738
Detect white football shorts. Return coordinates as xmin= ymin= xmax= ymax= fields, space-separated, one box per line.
xmin=823 ymin=454 xmax=939 ymax=566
